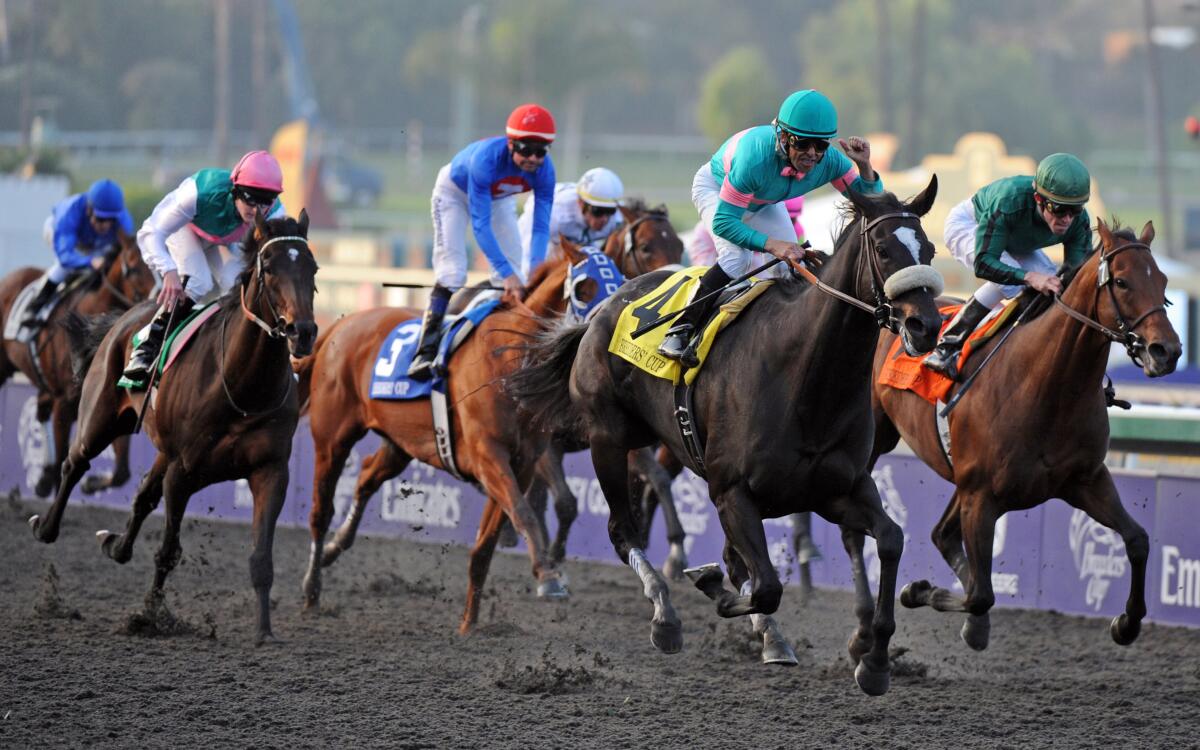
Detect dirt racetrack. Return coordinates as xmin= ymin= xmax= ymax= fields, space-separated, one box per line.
xmin=2 ymin=495 xmax=1198 ymax=749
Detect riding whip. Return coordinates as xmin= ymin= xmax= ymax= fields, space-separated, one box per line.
xmin=939 ymin=298 xmax=1039 ymax=418
xmin=631 ymin=257 xmax=783 ymax=339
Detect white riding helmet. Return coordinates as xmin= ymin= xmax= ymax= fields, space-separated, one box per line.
xmin=576 ymin=167 xmax=624 ymax=208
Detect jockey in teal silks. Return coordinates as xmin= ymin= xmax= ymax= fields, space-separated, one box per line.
xmin=659 ymin=89 xmax=883 ymax=367
xmin=923 ymin=153 xmax=1093 ymax=380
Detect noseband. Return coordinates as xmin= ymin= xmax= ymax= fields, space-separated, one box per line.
xmin=1052 ymin=241 xmax=1167 ymax=366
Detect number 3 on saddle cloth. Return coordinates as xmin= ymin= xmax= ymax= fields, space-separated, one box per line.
xmin=877 ymin=300 xmax=1018 ymax=405
xmin=609 ymin=266 xmax=776 ymax=385
xmin=116 ymin=303 xmax=222 ymax=391
xmin=368 ymin=297 xmax=503 ymax=400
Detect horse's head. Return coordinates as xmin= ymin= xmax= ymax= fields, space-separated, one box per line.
xmin=246 ymin=208 xmax=320 ymax=357
xmin=1083 ymin=219 xmax=1181 ymax=377
xmin=606 ymin=201 xmax=685 ymax=278
xmin=844 ymin=176 xmax=944 ymax=355
xmin=560 ymin=237 xmax=626 ymax=322
xmin=101 ymin=228 xmax=156 ymax=306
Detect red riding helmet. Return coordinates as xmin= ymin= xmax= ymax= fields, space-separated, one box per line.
xmin=506 ymin=103 xmax=556 ymax=143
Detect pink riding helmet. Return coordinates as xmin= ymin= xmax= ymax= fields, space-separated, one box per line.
xmin=231 ymin=150 xmax=285 ymax=193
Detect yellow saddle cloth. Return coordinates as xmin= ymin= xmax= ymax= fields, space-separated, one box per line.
xmin=609 ymin=266 xmax=775 ymax=384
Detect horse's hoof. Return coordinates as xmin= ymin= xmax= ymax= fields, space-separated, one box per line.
xmin=34 ymin=476 xmax=54 ymax=499
xmin=960 ymin=614 xmax=991 ymax=651
xmin=1110 ymin=613 xmax=1141 ymax=646
xmin=497 ymin=524 xmax=519 ymax=548
xmin=80 ymin=474 xmax=108 ymax=495
xmin=29 ymin=515 xmax=56 ymax=544
xmin=854 ymin=659 xmax=891 ymax=697
xmin=761 ymin=633 xmax=799 ymax=666
xmin=683 ymin=562 xmax=721 ymax=584
xmin=537 ymin=578 xmax=569 ymax=601
xmin=662 ymin=554 xmax=688 ymax=582
xmin=650 ymin=619 xmax=683 ymax=654
xmin=28 ymin=514 xmax=38 ymax=530
xmin=255 ymin=631 xmax=282 ymax=647
xmin=899 ymin=580 xmax=932 ymax=609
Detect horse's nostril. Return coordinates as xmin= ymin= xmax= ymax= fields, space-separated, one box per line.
xmin=904 ymin=317 xmax=928 ymax=338
xmin=1148 ymin=342 xmax=1170 ymax=362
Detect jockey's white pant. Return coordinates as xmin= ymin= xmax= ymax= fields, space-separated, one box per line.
xmin=691 ymin=163 xmax=796 ymax=280
xmin=431 ymin=164 xmax=524 ymax=288
xmin=163 ymin=228 xmax=246 ymax=304
xmin=944 ymin=198 xmax=1057 ymax=309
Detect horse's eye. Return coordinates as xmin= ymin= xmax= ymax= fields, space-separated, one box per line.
xmin=1114 ymin=277 xmax=1127 ymax=289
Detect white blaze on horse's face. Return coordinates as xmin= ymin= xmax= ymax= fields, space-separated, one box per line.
xmin=893 ymin=227 xmax=922 ymax=264
xmin=289 ymin=248 xmax=299 ymax=262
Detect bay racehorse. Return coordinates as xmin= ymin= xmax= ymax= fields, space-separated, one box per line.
xmin=862 ymin=219 xmax=1180 ymax=651
xmin=31 ymin=211 xmax=318 ymax=644
xmin=297 ymin=241 xmax=627 ymax=634
xmin=511 ymin=179 xmax=944 ymax=695
xmin=0 ymin=231 xmax=154 ymax=502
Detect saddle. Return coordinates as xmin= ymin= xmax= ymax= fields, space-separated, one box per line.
xmin=609 ymin=267 xmax=775 ymax=385
xmin=116 ymin=303 xmax=220 ymax=390
xmin=4 ymin=273 xmax=91 ymax=343
xmin=877 ymin=299 xmax=1020 ymax=405
xmin=368 ymin=293 xmax=502 ymax=401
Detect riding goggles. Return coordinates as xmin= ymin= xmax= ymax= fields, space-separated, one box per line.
xmin=782 ymin=133 xmax=830 ymax=155
xmin=584 ymin=204 xmax=617 ymax=217
xmin=233 ymin=186 xmax=279 ymax=208
xmin=511 ymin=139 xmax=550 ymax=158
xmin=1043 ymin=200 xmax=1083 ymax=218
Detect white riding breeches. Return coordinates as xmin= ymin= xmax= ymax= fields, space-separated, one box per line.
xmin=944 ymin=198 xmax=1057 ymax=309
xmin=691 ymin=163 xmax=796 ymax=279
xmin=165 ymin=228 xmax=246 ymax=304
xmin=430 ymin=164 xmax=524 ymax=288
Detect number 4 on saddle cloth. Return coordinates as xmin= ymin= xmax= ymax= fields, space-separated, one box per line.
xmin=116 ymin=303 xmax=222 ymax=390
xmin=369 ymin=296 xmax=502 ymax=400
xmin=609 ymin=266 xmax=776 ymax=385
xmin=877 ymin=300 xmax=1018 ymax=405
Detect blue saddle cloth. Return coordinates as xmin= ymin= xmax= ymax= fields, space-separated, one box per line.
xmin=369 ymin=298 xmax=501 ymax=400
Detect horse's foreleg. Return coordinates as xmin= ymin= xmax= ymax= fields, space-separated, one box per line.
xmin=248 ymin=461 xmax=288 ymax=645
xmin=36 ymin=399 xmax=74 ymax=498
xmin=835 ymin=473 xmax=903 ymax=697
xmin=81 ymin=434 xmax=133 ymax=494
xmin=1064 ymin=467 xmax=1148 ymax=646
xmin=594 ymin=439 xmax=681 ymax=654
xmin=839 ymin=526 xmax=875 ymax=665
xmin=145 ymin=462 xmax=194 ymax=618
xmin=791 ymin=512 xmax=819 ymax=605
xmin=29 ymin=401 xmax=113 ymax=544
xmin=330 ymin=440 xmax=409 ymax=560
xmin=303 ymin=424 xmax=363 ymax=611
xmin=98 ymin=453 xmax=167 ymax=563
xmin=699 ymin=488 xmax=782 ymax=619
xmin=460 ymin=498 xmax=506 ymax=634
xmin=723 ymin=539 xmax=798 ymax=666
xmin=538 ymin=444 xmax=576 ymax=565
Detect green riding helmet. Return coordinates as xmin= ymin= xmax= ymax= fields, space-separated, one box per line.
xmin=1034 ymin=153 xmax=1090 ymax=205
xmin=776 ymin=89 xmax=838 ymax=139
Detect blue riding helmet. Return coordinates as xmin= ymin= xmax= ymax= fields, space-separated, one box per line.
xmin=87 ymin=179 xmax=126 ymax=219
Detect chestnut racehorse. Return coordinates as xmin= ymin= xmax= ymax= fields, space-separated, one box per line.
xmin=862 ymin=219 xmax=1181 ymax=651
xmin=0 ymin=232 xmax=154 ymax=502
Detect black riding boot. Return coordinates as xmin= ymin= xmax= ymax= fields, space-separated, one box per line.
xmin=122 ymin=298 xmax=194 ymax=385
xmin=657 ymin=264 xmax=732 ymax=369
xmin=922 ymin=298 xmax=991 ymax=381
xmin=21 ymin=278 xmax=59 ymax=326
xmin=406 ymin=285 xmax=452 ymax=381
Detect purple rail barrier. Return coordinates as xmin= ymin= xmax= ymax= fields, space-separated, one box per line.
xmin=2 ymin=380 xmax=1198 ymax=627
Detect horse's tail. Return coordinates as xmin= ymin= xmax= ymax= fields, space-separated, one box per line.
xmin=506 ymin=317 xmax=589 ymax=438
xmin=62 ymin=310 xmax=123 ymax=385
xmin=292 ymin=346 xmax=320 ymax=417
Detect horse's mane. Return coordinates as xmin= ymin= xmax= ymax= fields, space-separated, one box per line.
xmin=622 ymin=197 xmax=669 ymax=217
xmin=525 ymin=252 xmax=562 ymax=291
xmin=831 ymin=191 xmax=908 ymax=251
xmin=1060 ymin=219 xmax=1133 ymax=289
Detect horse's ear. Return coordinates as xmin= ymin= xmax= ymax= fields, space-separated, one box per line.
xmin=560 ymin=236 xmax=588 ymax=265
xmin=1139 ymin=220 xmax=1155 ymax=246
xmin=253 ymin=207 xmax=269 ymax=242
xmin=907 ymin=175 xmax=938 ymax=217
xmin=618 ymin=205 xmax=636 ymax=224
xmin=845 ymin=186 xmax=873 ymax=216
xmin=298 ymin=208 xmax=310 ymax=237
xmin=1096 ymin=217 xmax=1113 ymax=249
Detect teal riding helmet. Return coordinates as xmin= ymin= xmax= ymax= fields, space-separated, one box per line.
xmin=1034 ymin=153 xmax=1090 ymax=205
xmin=776 ymin=90 xmax=838 ymax=139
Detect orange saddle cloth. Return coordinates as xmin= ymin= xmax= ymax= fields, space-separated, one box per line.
xmin=877 ymin=302 xmax=1015 ymax=405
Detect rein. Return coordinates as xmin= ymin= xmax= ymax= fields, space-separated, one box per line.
xmin=219 ymin=233 xmax=309 ymax=417
xmin=1052 ymin=241 xmax=1166 ymax=366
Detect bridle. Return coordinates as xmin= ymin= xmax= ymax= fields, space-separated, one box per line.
xmin=220 ymin=233 xmax=311 ymax=417
xmin=1052 ymin=240 xmax=1167 ymax=366
xmin=613 ymin=211 xmax=673 ymax=278
xmin=791 ymin=211 xmax=929 ymax=332
xmin=96 ymin=246 xmax=144 ymax=310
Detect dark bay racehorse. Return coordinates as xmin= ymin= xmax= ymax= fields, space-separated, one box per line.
xmin=297 ymin=243 xmax=614 ymax=634
xmin=0 ymin=232 xmax=154 ymax=501
xmin=864 ymin=220 xmax=1180 ymax=651
xmin=512 ymin=180 xmax=944 ymax=695
xmin=31 ymin=211 xmax=318 ymax=644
